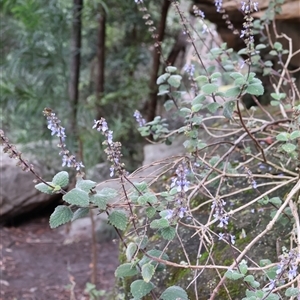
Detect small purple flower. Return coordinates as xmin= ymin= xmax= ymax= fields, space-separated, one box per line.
xmin=178 ymin=207 xmax=187 ymax=218
xmin=214 ymin=0 xmax=222 ymax=12
xmin=183 ymin=64 xmax=195 ymax=78
xmin=218 ymin=216 xmax=229 ymax=228
xmin=218 ymin=233 xmax=225 ymax=240
xmin=230 ymin=234 xmax=235 ymax=245
xmin=165 ymin=209 xmax=173 ymax=219
xmin=133 ymin=110 xmax=146 ymax=127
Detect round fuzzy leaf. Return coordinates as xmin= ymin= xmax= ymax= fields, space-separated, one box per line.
xmin=285 ymin=287 xmax=300 ymax=297
xmin=138 ymin=192 xmax=158 ymax=205
xmin=142 ymin=263 xmax=155 ymax=283
xmin=150 ymin=218 xmax=169 ymax=229
xmin=192 ymin=103 xmax=203 ymax=113
xmin=165 ymin=66 xmax=177 ymax=73
xmin=108 ymin=210 xmax=128 ymax=231
xmin=206 ymin=102 xmax=221 ymax=113
xmin=126 ymin=242 xmax=138 ymax=261
xmin=115 ymin=263 xmax=138 ymax=278
xmin=282 ymin=143 xmax=296 ymax=153
xmin=192 ymin=94 xmax=206 ymax=105
xmin=97 ymin=187 xmax=118 ymax=201
xmin=49 ymin=205 xmax=73 ymax=228
xmin=90 ymin=194 xmax=107 ymax=210
xmin=76 ymin=179 xmax=96 ymax=192
xmin=201 ymin=83 xmax=218 ymax=94
xmin=161 ymin=286 xmax=189 ymax=300
xmin=276 ymin=132 xmax=289 ymax=141
xmin=63 ymin=188 xmax=89 ymax=207
xmin=160 ymin=227 xmax=176 ymax=240
xmin=167 ymin=75 xmax=182 ymax=88
xmin=225 ymin=270 xmax=244 ymax=280
xmin=135 ymin=236 xmax=149 ymax=250
xmin=265 ymin=293 xmax=279 ymax=300
xmin=290 ymin=130 xmax=300 ymax=140
xmin=225 ymin=87 xmax=241 ymax=98
xmin=146 ymin=207 xmax=156 ymax=218
xmin=156 ymin=73 xmax=170 ymax=85
xmin=246 ymin=84 xmax=264 ymax=96
xmin=52 ymin=171 xmax=69 ymax=187
xmin=130 ymin=280 xmax=154 ymax=299
xmin=223 ymin=100 xmax=235 ymax=119
xmin=164 ymin=100 xmax=175 ymax=111
xmin=72 ymin=207 xmax=89 ymax=221
xmin=35 ymin=182 xmax=54 ymax=194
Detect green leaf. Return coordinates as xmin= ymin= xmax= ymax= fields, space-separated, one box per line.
xmin=165 ymin=66 xmax=177 ymax=73
xmin=192 ymin=94 xmax=206 ymax=105
xmin=167 ymin=75 xmax=182 ymax=88
xmin=269 ymin=197 xmax=282 ymax=205
xmin=276 ymin=132 xmax=289 ymax=141
xmin=225 ymin=87 xmax=241 ymax=98
xmin=115 ymin=263 xmax=138 ymax=278
xmin=161 ymin=286 xmax=189 ymax=300
xmin=271 ymin=92 xmax=286 ymax=100
xmin=138 ymin=192 xmax=158 ymax=205
xmin=282 ymin=143 xmax=296 ymax=153
xmin=139 ymin=249 xmax=169 ymax=271
xmin=108 ymin=210 xmax=128 ymax=230
xmin=35 ymin=182 xmax=54 ymax=194
xmin=244 ymin=275 xmax=254 ymax=283
xmin=164 ymin=100 xmax=175 ymax=111
xmin=223 ymin=100 xmax=235 ymax=119
xmin=239 ymin=263 xmax=248 ymax=275
xmin=52 ymin=171 xmax=69 ymax=187
xmin=290 ymin=130 xmax=300 ymax=140
xmin=134 ymin=182 xmax=148 ymax=193
xmin=49 ymin=205 xmax=73 ymax=228
xmin=230 ymin=72 xmax=244 ymax=80
xmin=211 ymin=72 xmax=222 ymax=79
xmin=97 ymin=187 xmax=118 ymax=201
xmin=72 ymin=207 xmax=89 ymax=221
xmin=126 ymin=242 xmax=138 ymax=261
xmin=259 ymin=259 xmax=272 ymax=267
xmin=63 ymin=188 xmax=89 ymax=207
xmin=90 ymin=194 xmax=107 ymax=210
xmin=285 ymin=287 xmax=299 ymax=297
xmin=136 ymin=236 xmax=149 ymax=249
xmin=265 ymin=293 xmax=279 ymax=300
xmin=76 ymin=179 xmax=96 ymax=192
xmin=225 ymin=270 xmax=244 ymax=280
xmin=273 ymin=42 xmax=283 ymax=51
xmin=206 ymin=102 xmax=221 ymax=113
xmin=201 ymin=83 xmax=218 ymax=94
xmin=150 ymin=218 xmax=169 ymax=229
xmin=146 ymin=207 xmax=156 ymax=218
xmin=246 ymin=84 xmax=264 ymax=96
xmin=157 ymin=73 xmax=170 ymax=85
xmin=195 ymin=75 xmax=208 ymax=84
xmin=192 ymin=103 xmax=203 ymax=112
xmin=130 ymin=280 xmax=154 ymax=299
xmin=255 ymin=44 xmax=267 ymax=50
xmin=160 ymin=227 xmax=176 ymax=240
xmin=142 ymin=263 xmax=155 ymax=283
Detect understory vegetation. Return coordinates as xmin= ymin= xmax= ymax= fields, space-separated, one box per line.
xmin=1 ymin=0 xmax=300 ymax=299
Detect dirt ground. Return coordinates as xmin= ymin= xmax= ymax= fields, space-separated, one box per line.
xmin=0 ymin=215 xmax=119 ymax=300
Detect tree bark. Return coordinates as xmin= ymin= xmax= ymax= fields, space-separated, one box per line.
xmin=144 ymin=0 xmax=170 ymax=122
xmin=96 ymin=7 xmax=106 ymax=120
xmin=69 ymin=0 xmax=83 ymax=138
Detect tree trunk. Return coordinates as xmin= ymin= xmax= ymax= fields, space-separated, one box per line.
xmin=96 ymin=7 xmax=106 ymax=120
xmin=144 ymin=0 xmax=170 ymax=122
xmin=69 ymin=0 xmax=83 ymax=138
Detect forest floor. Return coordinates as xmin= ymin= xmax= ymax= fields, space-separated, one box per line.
xmin=1 ymin=215 xmax=119 ymax=300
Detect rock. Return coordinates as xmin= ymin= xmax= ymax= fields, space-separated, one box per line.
xmin=0 ymin=152 xmax=59 ymax=223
